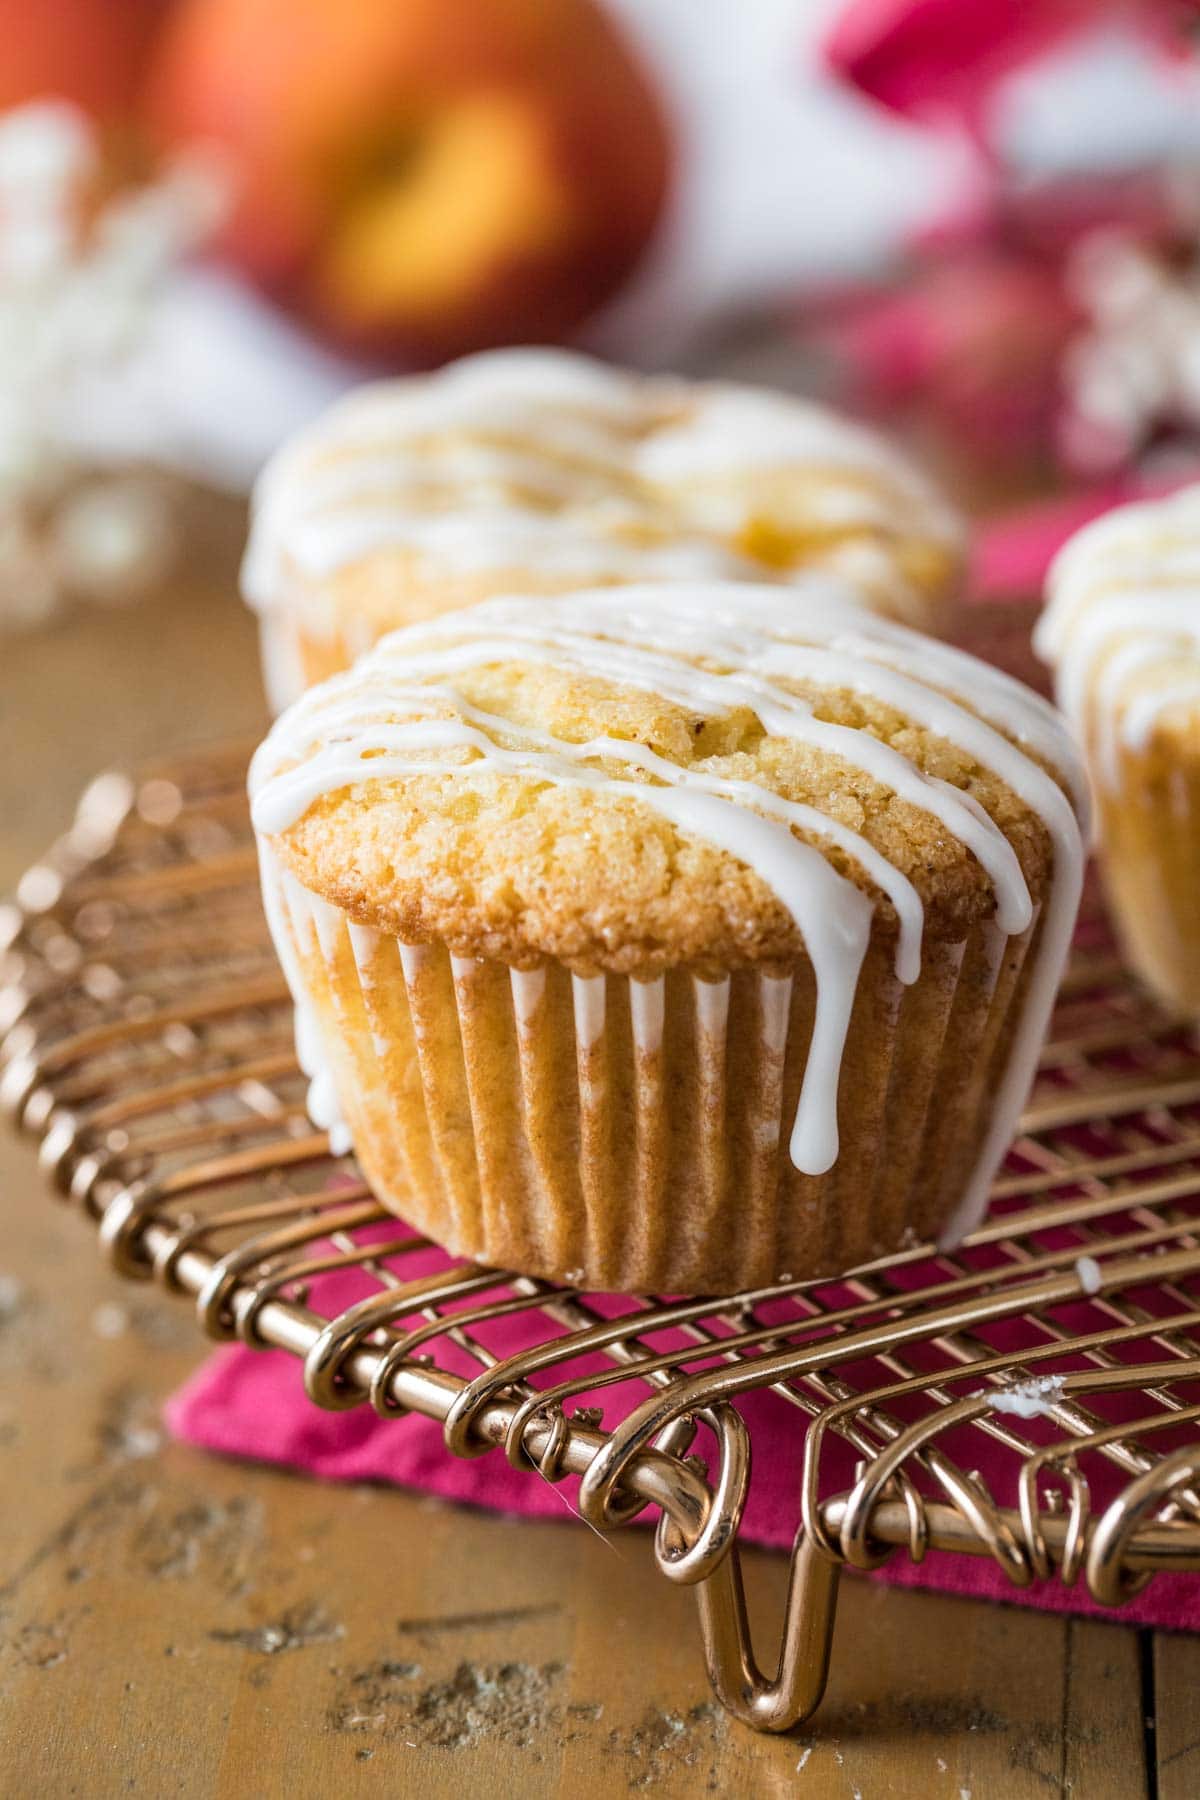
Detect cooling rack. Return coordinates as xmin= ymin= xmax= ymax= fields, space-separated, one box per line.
xmin=5 ymin=734 xmax=1200 ymax=1734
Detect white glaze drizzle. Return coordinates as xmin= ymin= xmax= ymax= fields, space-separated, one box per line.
xmin=279 ymin=507 xmax=755 ymax=588
xmin=241 ymin=348 xmax=961 ymax=642
xmin=1075 ymin=1255 xmax=1103 ymax=1296
xmin=632 ymin=380 xmax=946 ymax=497
xmin=980 ymin=1374 xmax=1066 ymax=1419
xmin=250 ymin=582 xmax=1084 ymax=1233
xmin=1037 ymin=485 xmax=1200 ymax=788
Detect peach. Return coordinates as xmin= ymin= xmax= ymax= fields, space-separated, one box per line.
xmin=144 ymin=0 xmax=671 ymax=360
xmin=0 ymin=0 xmax=166 ymax=126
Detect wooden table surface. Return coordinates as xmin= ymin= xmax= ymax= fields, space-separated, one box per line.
xmin=1 ymin=526 xmax=1196 ymax=1799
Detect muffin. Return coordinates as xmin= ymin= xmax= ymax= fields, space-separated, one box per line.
xmin=250 ymin=580 xmax=1086 ymax=1294
xmin=242 ymin=348 xmax=964 ymax=709
xmin=1037 ymin=486 xmax=1200 ymax=1010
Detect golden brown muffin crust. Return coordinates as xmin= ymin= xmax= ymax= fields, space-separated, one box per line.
xmin=266 ymin=650 xmax=1068 ymax=978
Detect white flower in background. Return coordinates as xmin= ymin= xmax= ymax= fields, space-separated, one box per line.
xmin=1061 ymin=176 xmax=1200 ymax=474
xmin=0 ymin=101 xmax=223 ymax=627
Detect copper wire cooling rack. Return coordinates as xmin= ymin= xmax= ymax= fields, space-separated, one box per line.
xmin=6 ymin=739 xmax=1200 ymax=1733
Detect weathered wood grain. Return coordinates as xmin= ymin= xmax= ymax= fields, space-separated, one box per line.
xmin=1154 ymin=1632 xmax=1200 ymax=1800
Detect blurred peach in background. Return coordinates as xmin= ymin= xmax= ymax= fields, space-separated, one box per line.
xmin=144 ymin=0 xmax=671 ymax=362
xmin=0 ymin=0 xmax=163 ymax=131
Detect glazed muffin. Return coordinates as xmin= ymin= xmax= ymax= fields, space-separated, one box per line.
xmin=242 ymin=348 xmax=964 ymax=709
xmin=1037 ymin=486 xmax=1200 ymax=1010
xmin=250 ymin=580 xmax=1085 ymax=1294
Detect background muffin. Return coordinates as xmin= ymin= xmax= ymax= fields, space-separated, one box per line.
xmin=1037 ymin=487 xmax=1200 ymax=1012
xmin=242 ymin=349 xmax=964 ymax=709
xmin=250 ymin=581 xmax=1085 ymax=1294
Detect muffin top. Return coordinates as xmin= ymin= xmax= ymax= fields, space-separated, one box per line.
xmin=242 ymin=349 xmax=964 ymax=647
xmin=252 ymin=581 xmax=1084 ymax=961
xmin=1037 ymin=485 xmax=1200 ymax=782
xmin=251 ymin=581 xmax=1085 ymax=1195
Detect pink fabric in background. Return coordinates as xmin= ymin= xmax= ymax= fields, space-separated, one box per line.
xmin=167 ymin=484 xmax=1200 ymax=1625
xmin=971 ymin=488 xmax=1128 ymax=598
xmin=822 ymin=0 xmax=1191 ymax=141
xmin=971 ymin=467 xmax=1200 ymax=599
xmin=823 ymin=0 xmax=1103 ymax=139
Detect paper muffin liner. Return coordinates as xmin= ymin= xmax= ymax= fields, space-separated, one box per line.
xmin=1098 ymin=740 xmax=1200 ymax=1013
xmin=257 ymin=605 xmax=357 ymax=715
xmin=265 ymin=858 xmax=1043 ymax=1294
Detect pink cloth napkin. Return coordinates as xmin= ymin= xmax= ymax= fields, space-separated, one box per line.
xmin=167 ymin=485 xmax=1200 ymax=1626
xmin=166 ymin=1231 xmax=1200 ymax=1628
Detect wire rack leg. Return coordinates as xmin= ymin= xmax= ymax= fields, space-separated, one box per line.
xmin=694 ymin=1529 xmax=839 ymax=1732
